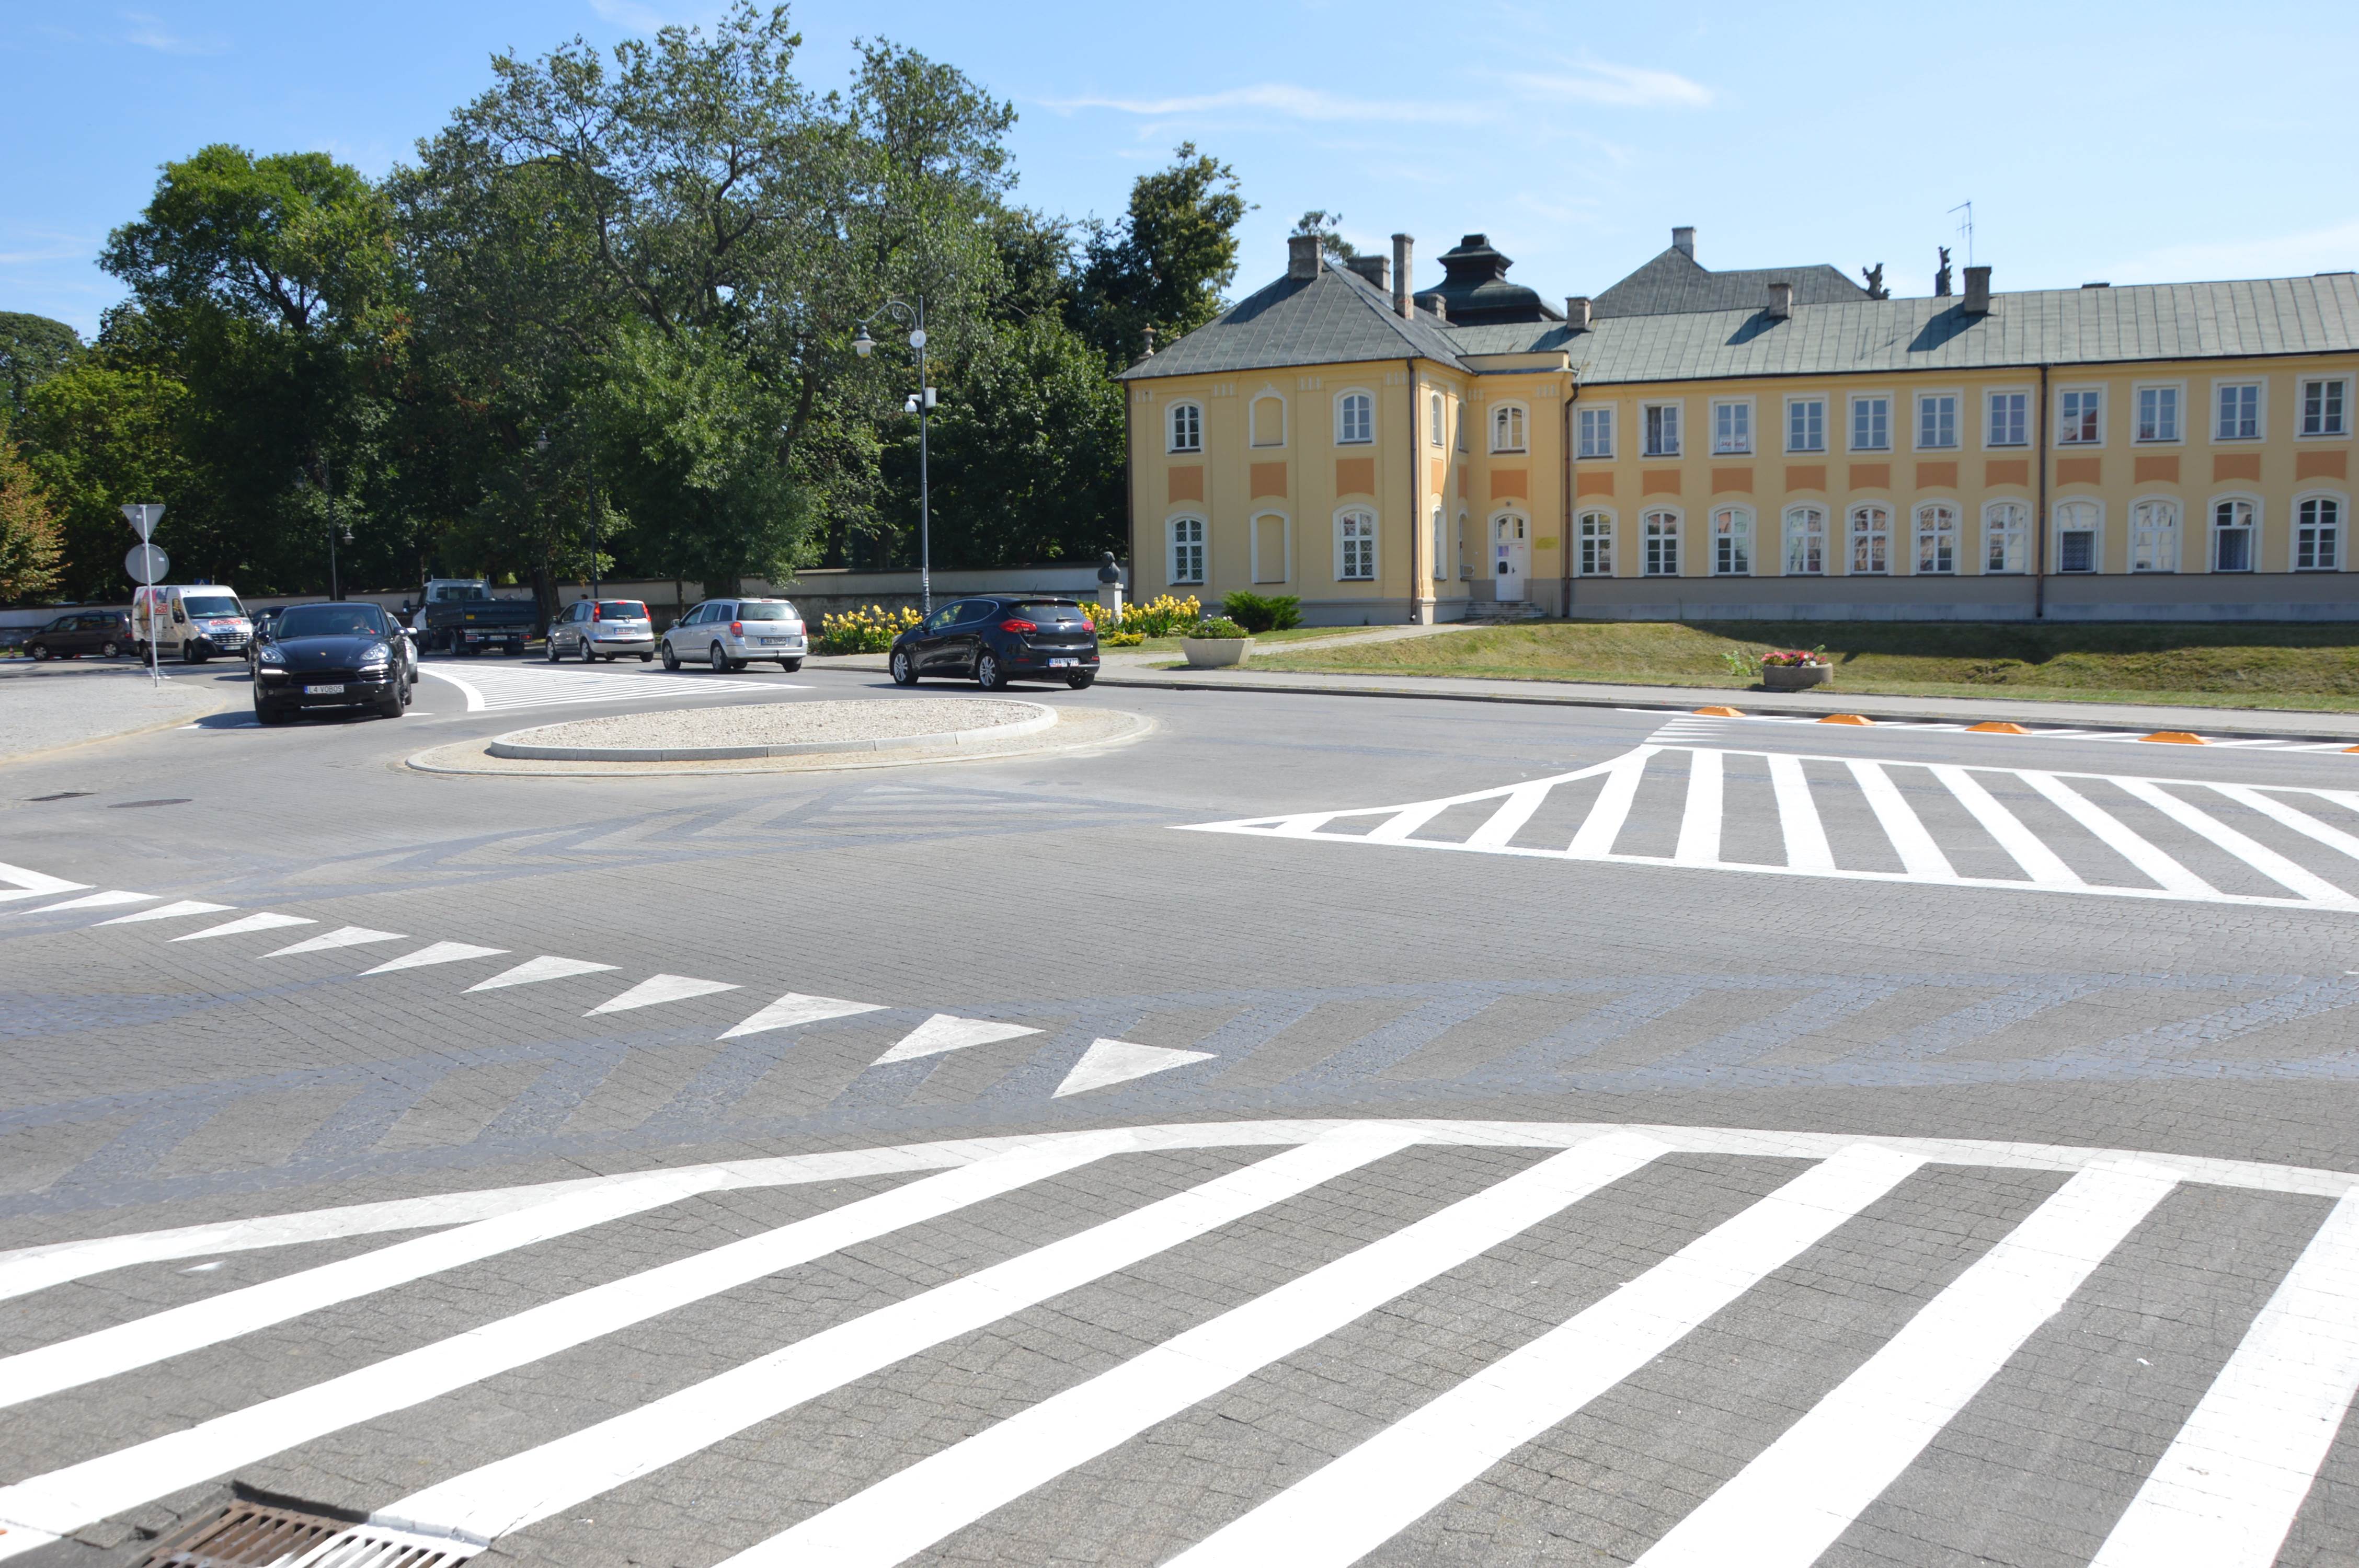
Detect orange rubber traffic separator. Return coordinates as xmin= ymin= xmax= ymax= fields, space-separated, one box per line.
xmin=1818 ymin=714 xmax=1874 ymax=725
xmin=1693 ymin=706 xmax=1745 ymax=717
xmin=2139 ymin=731 xmax=2207 ymax=745
xmin=1967 ymin=721 xmax=2030 ymax=734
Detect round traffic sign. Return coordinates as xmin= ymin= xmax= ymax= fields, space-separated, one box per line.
xmin=124 ymin=543 xmax=169 ymax=584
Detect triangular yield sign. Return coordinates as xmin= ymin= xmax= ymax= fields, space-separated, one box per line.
xmin=98 ymin=900 xmax=233 ymax=926
xmin=719 ymin=992 xmax=884 ymax=1040
xmin=29 ymin=891 xmax=156 ymax=913
xmin=266 ymin=926 xmax=407 ymax=957
xmin=466 ymin=955 xmax=619 ymax=993
xmin=1052 ymin=1038 xmax=1215 ymax=1098
xmin=361 ymin=941 xmax=508 ymax=975
xmin=587 ymin=974 xmax=740 ymax=1016
xmin=874 ymin=1013 xmax=1041 ymax=1065
xmin=173 ymin=912 xmax=315 ymax=942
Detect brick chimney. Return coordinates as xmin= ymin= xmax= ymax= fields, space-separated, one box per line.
xmin=1963 ymin=266 xmax=1992 ymax=315
xmin=1287 ymin=234 xmax=1321 ymax=280
xmin=1672 ymin=225 xmax=1696 ymax=258
xmin=1345 ymin=254 xmax=1390 ymax=291
xmin=1564 ymin=296 xmax=1592 ymax=330
xmin=1391 ymin=233 xmax=1414 ymax=318
xmin=1767 ymin=281 xmax=1793 ymax=319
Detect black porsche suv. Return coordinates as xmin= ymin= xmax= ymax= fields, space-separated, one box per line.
xmin=888 ymin=596 xmax=1100 ymax=689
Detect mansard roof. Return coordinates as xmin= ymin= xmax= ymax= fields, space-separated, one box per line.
xmin=1117 ymin=258 xmax=1465 ymax=381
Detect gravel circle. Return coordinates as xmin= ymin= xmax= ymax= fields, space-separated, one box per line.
xmin=486 ymin=697 xmax=1054 ymax=761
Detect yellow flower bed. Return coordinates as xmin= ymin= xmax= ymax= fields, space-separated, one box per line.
xmin=816 ymin=603 xmax=923 ymax=654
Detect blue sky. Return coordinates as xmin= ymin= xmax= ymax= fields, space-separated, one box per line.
xmin=7 ymin=1 xmax=2356 ymax=339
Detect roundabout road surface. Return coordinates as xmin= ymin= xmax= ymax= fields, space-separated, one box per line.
xmin=3 ymin=653 xmax=2358 ymax=1566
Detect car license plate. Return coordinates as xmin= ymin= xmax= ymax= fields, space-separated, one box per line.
xmin=303 ymin=684 xmax=345 ymax=695
xmin=1049 ymin=658 xmax=1077 ymax=668
xmin=760 ymin=636 xmax=786 ymax=644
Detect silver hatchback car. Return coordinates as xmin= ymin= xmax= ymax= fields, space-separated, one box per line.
xmin=547 ymin=598 xmax=657 ymax=663
xmin=660 ymin=597 xmax=807 ymax=672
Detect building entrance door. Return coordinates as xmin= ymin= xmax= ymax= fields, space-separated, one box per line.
xmin=1492 ymin=514 xmax=1529 ymax=601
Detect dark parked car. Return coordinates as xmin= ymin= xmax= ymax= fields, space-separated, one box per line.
xmin=251 ymin=602 xmax=413 ymax=724
xmin=244 ymin=608 xmax=284 ymax=672
xmin=25 ymin=610 xmax=134 ymax=661
xmin=888 ymin=596 xmax=1099 ymax=689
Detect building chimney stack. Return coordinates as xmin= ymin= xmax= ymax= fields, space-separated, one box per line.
xmin=1767 ymin=281 xmax=1793 ymax=320
xmin=1287 ymin=234 xmax=1321 ymax=281
xmin=1391 ymin=233 xmax=1414 ymax=318
xmin=1345 ymin=254 xmax=1390 ymax=291
xmin=1963 ymin=265 xmax=1992 ymax=315
xmin=1671 ymin=225 xmax=1696 ymax=258
xmin=1565 ymin=296 xmax=1592 ymax=330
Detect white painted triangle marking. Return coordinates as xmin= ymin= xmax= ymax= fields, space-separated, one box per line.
xmin=467 ymin=955 xmax=620 ymax=993
xmin=1052 ymin=1038 xmax=1216 ymax=1098
xmin=266 ymin=926 xmax=408 ymax=958
xmin=875 ymin=1013 xmax=1041 ymax=1065
xmin=0 ymin=860 xmax=88 ymax=896
xmin=27 ymin=891 xmax=156 ymax=913
xmin=171 ymin=912 xmax=315 ymax=942
xmin=361 ymin=941 xmax=508 ymax=976
xmin=719 ymin=992 xmax=885 ymax=1040
xmin=97 ymin=900 xmax=233 ymax=926
xmin=587 ymin=974 xmax=741 ymax=1016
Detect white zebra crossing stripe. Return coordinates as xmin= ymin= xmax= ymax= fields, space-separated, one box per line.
xmin=1767 ymin=752 xmax=1834 ymax=871
xmin=2088 ymin=1190 xmax=2359 ymax=1568
xmin=361 ymin=941 xmax=507 ymax=975
xmin=1847 ymin=759 xmax=1955 ymax=880
xmin=875 ymin=1014 xmax=1041 ymax=1064
xmin=720 ymin=991 xmax=884 ymax=1039
xmin=96 ymin=900 xmax=232 ymax=925
xmin=357 ymin=1126 xmax=1428 ymax=1550
xmin=723 ymin=1132 xmax=1670 ymax=1568
xmin=21 ymin=890 xmax=155 ymax=913
xmin=1167 ymin=1144 xmax=1925 ymax=1568
xmin=1930 ymin=764 xmax=2085 ymax=887
xmin=1633 ymin=1159 xmax=2181 ymax=1568
xmin=0 ymin=860 xmax=87 ymax=897
xmin=1569 ymin=747 xmax=1652 ymax=855
xmin=586 ymin=973 xmax=739 ymax=1016
xmin=2114 ymin=778 xmax=2359 ymax=908
xmin=464 ymin=955 xmax=618 ymax=992
xmin=266 ymin=927 xmax=408 ymax=957
xmin=2212 ymin=783 xmax=2359 ymax=864
xmin=1673 ymin=747 xmax=1723 ymax=864
xmin=0 ymin=1138 xmax=1133 ymax=1549
xmin=1052 ymin=1038 xmax=1213 ymax=1097
xmin=2016 ymin=771 xmax=2216 ymax=897
xmin=170 ymin=912 xmax=314 ymax=942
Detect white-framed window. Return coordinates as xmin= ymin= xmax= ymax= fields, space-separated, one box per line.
xmin=1787 ymin=397 xmax=1825 ymax=453
xmin=2301 ymin=379 xmax=2349 ymax=437
xmin=1783 ymin=505 xmax=1826 ymax=574
xmin=1916 ymin=394 xmax=1959 ymax=450
xmin=1915 ymin=502 xmax=1959 ymax=573
xmin=1577 ymin=405 xmax=1614 ymax=459
xmin=1429 ymin=392 xmax=1446 ymax=447
xmin=1577 ymin=509 xmax=1614 ymax=576
xmin=1430 ymin=504 xmax=1446 ymax=581
xmin=1491 ymin=402 xmax=1528 ymax=453
xmin=2135 ymin=385 xmax=2181 ymax=443
xmin=1984 ymin=501 xmax=2029 ymax=574
xmin=1850 ymin=395 xmax=1890 ymax=452
xmin=2214 ymin=382 xmax=2261 ymax=442
xmin=2211 ymin=497 xmax=2256 ymax=572
xmin=1642 ymin=509 xmax=1680 ymax=575
xmin=1336 ymin=508 xmax=1377 ymax=580
xmin=2296 ymin=495 xmax=2342 ymax=569
xmin=1848 ymin=503 xmax=1891 ymax=573
xmin=2055 ymin=498 xmax=2101 ymax=572
xmin=1712 ymin=399 xmax=1752 ymax=455
xmin=2129 ymin=498 xmax=2179 ymax=571
xmin=2058 ymin=387 xmax=2103 ymax=445
xmin=1168 ymin=401 xmax=1202 ymax=453
xmin=1167 ymin=515 xmax=1205 ymax=584
xmin=1987 ymin=390 xmax=2029 ymax=448
xmin=1711 ymin=506 xmax=1753 ymax=574
xmin=1642 ymin=402 xmax=1681 ymax=457
xmin=1336 ymin=390 xmax=1373 ymax=445
xmin=1250 ymin=393 xmax=1287 ymax=447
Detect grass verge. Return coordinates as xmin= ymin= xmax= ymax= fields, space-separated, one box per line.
xmin=1120 ymin=625 xmax=1366 ymax=655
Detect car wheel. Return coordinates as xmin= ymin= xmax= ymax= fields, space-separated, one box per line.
xmin=661 ymin=641 xmax=680 ymax=671
xmin=180 ymin=640 xmax=200 ymax=664
xmin=28 ymin=642 xmax=48 ymax=661
xmin=545 ymin=636 xmax=560 ymax=662
xmin=975 ymin=650 xmax=1006 ymax=690
xmin=890 ymin=648 xmax=917 ymax=685
xmin=1067 ymin=673 xmax=1096 ymax=689
xmin=101 ymin=640 xmax=120 ymax=658
xmin=779 ymin=658 xmax=803 ymax=672
xmin=254 ymin=699 xmax=284 ymax=726
xmin=578 ymin=637 xmax=596 ymax=664
xmin=709 ymin=642 xmax=728 ymax=673
xmin=639 ymin=652 xmax=653 ymax=663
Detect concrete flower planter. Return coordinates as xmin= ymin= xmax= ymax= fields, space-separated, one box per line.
xmin=1181 ymin=636 xmax=1254 ymax=669
xmin=1761 ymin=663 xmax=1833 ymax=691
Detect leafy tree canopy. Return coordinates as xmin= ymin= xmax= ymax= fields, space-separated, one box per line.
xmin=0 ymin=314 xmax=83 ymax=419
xmin=1072 ymin=142 xmax=1250 ymax=367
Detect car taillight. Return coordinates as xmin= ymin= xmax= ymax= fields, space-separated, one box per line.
xmin=730 ymin=620 xmax=743 ymax=635
xmin=1000 ymin=618 xmax=1037 ymax=634
xmin=592 ymin=605 xmax=602 ymax=620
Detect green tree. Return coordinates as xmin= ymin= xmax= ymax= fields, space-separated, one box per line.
xmin=1291 ymin=210 xmax=1357 ymax=262
xmin=0 ymin=420 xmax=65 ymax=601
xmin=15 ymin=358 xmax=198 ymax=600
xmin=1071 ymin=143 xmax=1250 ymax=367
xmin=0 ymin=314 xmax=83 ymax=420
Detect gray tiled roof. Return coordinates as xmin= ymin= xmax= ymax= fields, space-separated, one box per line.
xmin=1591 ymin=247 xmax=1865 ymax=318
xmin=1117 ymin=260 xmax=1465 ymax=381
xmin=1453 ymin=274 xmax=2359 ymax=384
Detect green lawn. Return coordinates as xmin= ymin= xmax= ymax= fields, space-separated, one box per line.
xmin=1248 ymin=620 xmax=2359 ymax=712
xmin=1119 ymin=625 xmax=1366 ymax=655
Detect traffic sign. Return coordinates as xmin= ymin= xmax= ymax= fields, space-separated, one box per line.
xmin=124 ymin=544 xmax=169 ymax=584
xmin=120 ymin=502 xmax=165 ymax=540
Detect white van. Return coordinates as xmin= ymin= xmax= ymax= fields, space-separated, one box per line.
xmin=132 ymin=585 xmax=254 ymax=663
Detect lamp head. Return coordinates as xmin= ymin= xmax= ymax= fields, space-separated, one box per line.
xmin=535 ymin=428 xmax=550 ymax=454
xmin=852 ymin=322 xmax=876 ymax=359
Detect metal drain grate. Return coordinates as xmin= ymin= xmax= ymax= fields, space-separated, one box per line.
xmin=140 ymin=1501 xmax=356 ymax=1565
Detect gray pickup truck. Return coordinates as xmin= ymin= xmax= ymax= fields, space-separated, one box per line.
xmin=409 ymin=579 xmax=536 ymax=656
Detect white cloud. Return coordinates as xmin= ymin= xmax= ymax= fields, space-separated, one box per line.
xmin=121 ymin=10 xmax=226 ymax=56
xmin=2109 ymin=218 xmax=2359 ymax=284
xmin=1498 ymin=60 xmax=1713 ymax=109
xmin=1039 ymin=83 xmax=1485 ymax=127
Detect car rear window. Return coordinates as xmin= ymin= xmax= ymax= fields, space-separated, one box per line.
xmin=737 ymin=602 xmax=797 ymax=621
xmin=1013 ymin=601 xmax=1087 ymax=622
xmin=181 ymin=595 xmax=243 ymax=619
xmin=597 ymin=601 xmax=648 ymax=618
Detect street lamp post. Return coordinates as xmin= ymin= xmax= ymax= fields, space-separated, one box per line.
xmin=853 ymin=298 xmax=934 ymax=614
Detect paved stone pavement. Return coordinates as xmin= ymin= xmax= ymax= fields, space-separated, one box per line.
xmin=3 ymin=653 xmax=2358 ymax=1565
xmin=0 ymin=662 xmax=238 ymax=764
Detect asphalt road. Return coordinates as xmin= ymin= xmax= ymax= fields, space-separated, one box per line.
xmin=3 ymin=651 xmax=2357 ymax=1566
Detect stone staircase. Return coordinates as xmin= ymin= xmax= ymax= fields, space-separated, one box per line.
xmin=1458 ymin=599 xmax=1549 ymax=625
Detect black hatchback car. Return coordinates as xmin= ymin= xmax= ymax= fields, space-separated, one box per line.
xmin=252 ymin=602 xmax=413 ymax=724
xmin=25 ymin=609 xmax=134 ymax=661
xmin=888 ymin=596 xmax=1099 ymax=689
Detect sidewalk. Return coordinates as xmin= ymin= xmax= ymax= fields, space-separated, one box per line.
xmin=0 ymin=662 xmax=243 ymax=764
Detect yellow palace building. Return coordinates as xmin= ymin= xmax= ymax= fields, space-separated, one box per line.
xmin=1118 ymin=227 xmax=2359 ymax=622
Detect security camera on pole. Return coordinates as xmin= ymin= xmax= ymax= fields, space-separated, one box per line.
xmin=121 ymin=503 xmax=167 ymax=687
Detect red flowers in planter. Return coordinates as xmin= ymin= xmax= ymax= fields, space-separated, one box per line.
xmin=1761 ymin=647 xmax=1831 ymax=667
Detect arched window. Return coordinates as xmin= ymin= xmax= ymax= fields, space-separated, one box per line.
xmin=1336 ymin=391 xmax=1373 ymax=445
xmin=2211 ymin=498 xmax=2255 ymax=572
xmin=1784 ymin=506 xmax=1826 ymax=575
xmin=1711 ymin=506 xmax=1753 ymax=575
xmin=1250 ymin=394 xmax=1286 ymax=447
xmin=1251 ymin=512 xmax=1289 ymax=584
xmin=1336 ymin=509 xmax=1377 ymax=580
xmin=1577 ymin=510 xmax=1615 ymax=577
xmin=1984 ymin=501 xmax=2029 ymax=573
xmin=1167 ymin=516 xmax=1205 ymax=585
xmin=2296 ymin=496 xmax=2342 ymax=571
xmin=1642 ymin=510 xmax=1681 ymax=577
xmin=2129 ymin=498 xmax=2179 ymax=572
xmin=1849 ymin=503 xmax=1891 ymax=574
xmin=1429 ymin=392 xmax=1446 ymax=447
xmin=2055 ymin=499 xmax=2100 ymax=572
xmin=1491 ymin=403 xmax=1528 ymax=453
xmin=1169 ymin=402 xmax=1202 ymax=454
xmin=1430 ymin=504 xmax=1446 ymax=581
xmin=1915 ymin=502 xmax=1959 ymax=574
